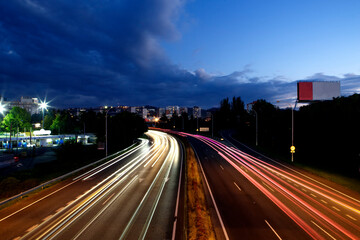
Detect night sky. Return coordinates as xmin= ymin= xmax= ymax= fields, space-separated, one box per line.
xmin=1 ymin=0 xmax=360 ymax=109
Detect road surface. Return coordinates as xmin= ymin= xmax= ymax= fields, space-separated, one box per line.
xmin=186 ymin=133 xmax=360 ymax=240
xmin=0 ymin=130 xmax=184 ymax=240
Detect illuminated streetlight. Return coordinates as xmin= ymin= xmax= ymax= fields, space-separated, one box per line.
xmin=0 ymin=102 xmax=6 ymax=115
xmin=39 ymin=99 xmax=49 ymax=129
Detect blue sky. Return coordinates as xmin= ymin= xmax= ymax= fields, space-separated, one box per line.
xmin=1 ymin=0 xmax=360 ymax=109
xmin=164 ymin=0 xmax=360 ymax=79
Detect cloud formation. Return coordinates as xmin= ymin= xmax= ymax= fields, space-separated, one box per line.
xmin=0 ymin=0 xmax=359 ymax=109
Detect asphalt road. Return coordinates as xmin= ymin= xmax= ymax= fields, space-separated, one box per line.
xmin=186 ymin=133 xmax=360 ymax=240
xmin=0 ymin=130 xmax=184 ymax=240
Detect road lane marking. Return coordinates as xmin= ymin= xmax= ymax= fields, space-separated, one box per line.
xmin=311 ymin=221 xmax=336 ymax=240
xmin=66 ymin=200 xmax=74 ymax=206
xmin=310 ymin=193 xmax=317 ymax=198
xmin=26 ymin=224 xmax=39 ymax=232
xmin=346 ymin=214 xmax=357 ymax=221
xmin=321 ymin=200 xmax=328 ymax=204
xmin=13 ymin=237 xmax=21 ymax=240
xmin=56 ymin=207 xmax=64 ymax=213
xmin=265 ymin=220 xmax=282 ymax=240
xmin=234 ymin=182 xmax=242 ymax=192
xmin=302 ymin=188 xmax=307 ymax=192
xmin=193 ymin=145 xmax=230 ymax=240
xmin=102 ymin=193 xmax=115 ymax=205
xmin=172 ymin=142 xmax=184 ymax=240
xmin=332 ymin=206 xmax=340 ymax=212
xmin=0 ymin=179 xmax=82 ymax=222
xmin=227 ymin=134 xmax=360 ymax=207
xmin=42 ymin=215 xmax=53 ymax=222
xmin=73 ymin=175 xmax=138 ymax=240
xmin=262 ymin=182 xmax=275 ymax=192
xmin=220 ymin=165 xmax=224 ymax=170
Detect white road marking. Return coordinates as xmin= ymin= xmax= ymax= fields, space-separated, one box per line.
xmin=310 ymin=193 xmax=317 ymax=198
xmin=346 ymin=214 xmax=357 ymax=221
xmin=234 ymin=182 xmax=242 ymax=192
xmin=265 ymin=220 xmax=282 ymax=240
xmin=13 ymin=237 xmax=21 ymax=240
xmin=332 ymin=206 xmax=340 ymax=212
xmin=26 ymin=224 xmax=39 ymax=232
xmin=102 ymin=193 xmax=115 ymax=205
xmin=311 ymin=221 xmax=336 ymax=240
xmin=321 ymin=199 xmax=328 ymax=204
xmin=262 ymin=182 xmax=275 ymax=192
xmin=192 ymin=144 xmax=230 ymax=240
xmin=220 ymin=165 xmax=224 ymax=170
xmin=55 ymin=207 xmax=64 ymax=213
xmin=42 ymin=215 xmax=53 ymax=222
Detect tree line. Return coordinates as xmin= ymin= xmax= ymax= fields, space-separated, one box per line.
xmin=1 ymin=107 xmax=147 ymax=153
xmin=216 ymin=94 xmax=360 ymax=178
xmin=158 ymin=94 xmax=360 ymax=178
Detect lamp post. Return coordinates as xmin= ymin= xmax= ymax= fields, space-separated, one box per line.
xmin=39 ymin=100 xmax=48 ymax=129
xmin=290 ymin=101 xmax=298 ymax=162
xmin=0 ymin=103 xmax=6 ymax=149
xmin=104 ymin=106 xmax=112 ymax=157
xmin=211 ymin=113 xmax=214 ymax=138
xmin=254 ymin=110 xmax=258 ymax=146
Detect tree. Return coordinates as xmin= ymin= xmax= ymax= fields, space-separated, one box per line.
xmin=50 ymin=113 xmax=66 ymax=134
xmin=1 ymin=107 xmax=31 ymax=133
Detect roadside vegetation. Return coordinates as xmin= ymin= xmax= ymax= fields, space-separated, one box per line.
xmin=215 ymin=94 xmax=360 ymax=191
xmin=185 ymin=140 xmax=216 ymax=240
xmin=0 ymin=108 xmax=147 ymax=201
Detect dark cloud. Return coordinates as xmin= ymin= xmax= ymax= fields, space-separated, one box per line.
xmin=0 ymin=0 xmax=359 ymax=109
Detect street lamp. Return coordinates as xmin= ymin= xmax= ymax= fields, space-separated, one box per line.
xmin=104 ymin=106 xmax=112 ymax=157
xmin=290 ymin=101 xmax=298 ymax=162
xmin=0 ymin=103 xmax=5 ymax=115
xmin=0 ymin=103 xmax=9 ymax=150
xmin=39 ymin=99 xmax=48 ymax=129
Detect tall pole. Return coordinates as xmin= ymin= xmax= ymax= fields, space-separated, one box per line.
xmin=42 ymin=108 xmax=44 ymax=129
xmin=255 ymin=110 xmax=258 ymax=146
xmin=105 ymin=111 xmax=108 ymax=157
xmin=291 ymin=101 xmax=297 ymax=162
xmin=196 ymin=117 xmax=199 ymax=132
xmin=211 ymin=113 xmax=214 ymax=138
xmin=291 ymin=106 xmax=294 ymax=162
xmin=9 ymin=121 xmax=12 ymax=151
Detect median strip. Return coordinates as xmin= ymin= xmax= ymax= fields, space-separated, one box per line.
xmin=186 ymin=143 xmax=216 ymax=240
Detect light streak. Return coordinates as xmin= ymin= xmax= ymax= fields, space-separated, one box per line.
xmin=184 ymin=133 xmax=360 ymax=239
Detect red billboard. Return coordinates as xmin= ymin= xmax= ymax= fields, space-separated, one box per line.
xmin=297 ymin=81 xmax=340 ymax=102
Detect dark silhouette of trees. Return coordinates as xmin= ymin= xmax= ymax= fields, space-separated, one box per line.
xmin=216 ymin=94 xmax=360 ymax=178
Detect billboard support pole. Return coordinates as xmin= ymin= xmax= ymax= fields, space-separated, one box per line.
xmin=291 ymin=101 xmax=298 ymax=162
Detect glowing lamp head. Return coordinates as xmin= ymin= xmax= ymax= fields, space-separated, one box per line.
xmin=0 ymin=104 xmax=5 ymax=115
xmin=39 ymin=101 xmax=48 ymax=110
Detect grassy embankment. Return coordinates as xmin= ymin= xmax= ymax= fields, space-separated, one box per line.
xmin=185 ymin=141 xmax=216 ymax=240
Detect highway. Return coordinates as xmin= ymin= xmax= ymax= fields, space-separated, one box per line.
xmin=0 ymin=130 xmax=184 ymax=240
xmin=186 ymin=133 xmax=360 ymax=240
